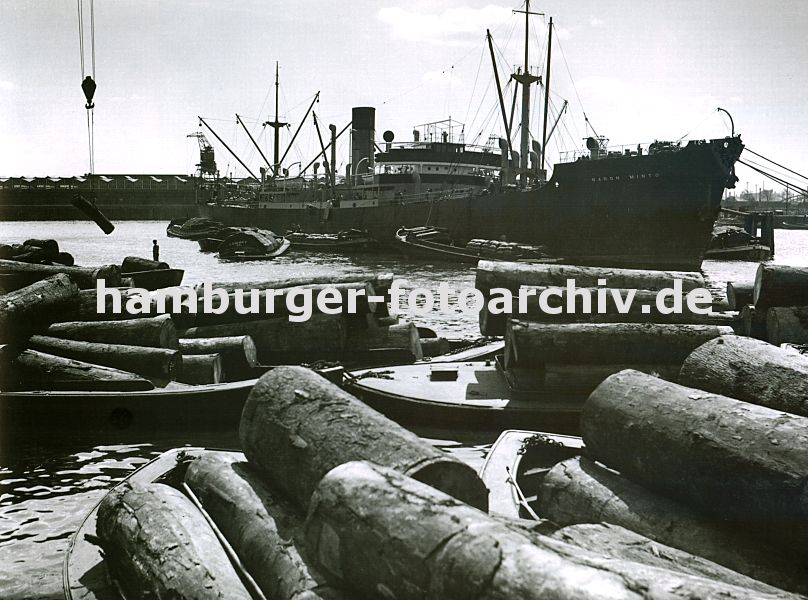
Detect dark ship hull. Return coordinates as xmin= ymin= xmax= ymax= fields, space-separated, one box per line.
xmin=201 ymin=136 xmax=742 ymax=270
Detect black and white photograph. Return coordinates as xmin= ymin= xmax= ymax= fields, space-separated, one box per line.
xmin=2 ymin=1 xmax=808 ymax=597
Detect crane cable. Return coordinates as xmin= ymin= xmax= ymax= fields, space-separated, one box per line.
xmin=77 ymin=0 xmax=97 ymax=174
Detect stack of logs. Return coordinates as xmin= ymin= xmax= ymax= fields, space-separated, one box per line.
xmin=0 ymin=259 xmax=447 ymax=391
xmin=476 ymin=260 xmax=739 ymax=400
xmin=730 ymin=263 xmax=808 ymax=347
xmin=534 ymin=334 xmax=808 ymax=595
xmin=96 ymin=366 xmax=802 ymax=599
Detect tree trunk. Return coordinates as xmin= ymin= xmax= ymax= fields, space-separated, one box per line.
xmin=541 ymin=363 xmax=681 ymax=396
xmin=185 ymin=452 xmax=344 ymax=600
xmin=28 ymin=335 xmax=181 ymax=380
xmin=479 ymin=288 xmax=735 ymax=336
xmin=177 ymin=353 xmax=223 ymax=384
xmin=549 ymin=522 xmax=800 ymax=597
xmin=0 ymin=258 xmax=121 ymax=288
xmin=420 ymin=337 xmax=450 ymax=357
xmin=54 ymin=252 xmax=75 ymax=266
xmin=5 ymin=349 xmax=153 ymax=391
xmin=0 ymin=274 xmax=79 ymax=343
xmin=679 ymin=334 xmax=808 ymax=417
xmin=207 ymin=272 xmax=393 ymax=294
xmin=179 ymin=336 xmax=258 ymax=380
xmin=46 ymin=313 xmax=179 ymax=349
xmin=121 ymin=256 xmax=169 ymax=273
xmin=96 ymin=481 xmax=252 ymax=600
xmin=22 ymin=238 xmax=59 ymax=258
xmin=753 ymin=264 xmax=808 ymax=309
xmin=504 ymin=321 xmax=732 ymax=367
xmin=476 ymin=260 xmax=705 ymax=295
xmin=726 ymin=282 xmax=754 ymax=311
xmin=766 ymin=306 xmax=808 ymax=345
xmin=740 ymin=304 xmax=767 ymax=339
xmin=581 ymin=369 xmax=808 ymax=523
xmin=537 ymin=456 xmax=807 ymax=594
xmin=181 ymin=314 xmax=347 ymax=363
xmin=180 ymin=282 xmax=377 ymax=329
xmin=240 ymin=366 xmax=488 ymax=511
xmin=304 ymin=461 xmax=784 ymax=600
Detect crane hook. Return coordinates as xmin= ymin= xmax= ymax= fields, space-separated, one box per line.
xmin=82 ymin=75 xmax=96 ymax=109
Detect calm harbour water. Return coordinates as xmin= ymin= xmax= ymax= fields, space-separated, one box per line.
xmin=1 ymin=220 xmax=807 ymax=599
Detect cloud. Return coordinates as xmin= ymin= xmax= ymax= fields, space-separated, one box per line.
xmin=378 ymin=5 xmax=512 ymax=46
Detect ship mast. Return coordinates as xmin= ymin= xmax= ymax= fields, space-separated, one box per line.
xmin=541 ymin=17 xmax=553 ymax=171
xmin=512 ymin=0 xmax=543 ymax=188
xmin=263 ymin=62 xmax=287 ymax=178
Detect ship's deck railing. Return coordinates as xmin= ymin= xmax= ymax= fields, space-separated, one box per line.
xmin=558 ymin=140 xmax=683 ymax=163
xmin=382 ymin=141 xmax=500 ymax=155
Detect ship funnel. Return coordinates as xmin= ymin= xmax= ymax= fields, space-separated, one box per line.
xmin=351 ymin=107 xmax=376 ymax=176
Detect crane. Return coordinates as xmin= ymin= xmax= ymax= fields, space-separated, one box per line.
xmin=187 ymin=131 xmax=217 ymax=178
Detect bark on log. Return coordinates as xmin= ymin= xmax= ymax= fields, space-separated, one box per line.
xmin=476 ymin=261 xmax=705 ymax=295
xmin=96 ymin=481 xmax=251 ymax=600
xmin=185 ymin=452 xmax=344 ymax=600
xmin=504 ymin=321 xmax=732 ymax=367
xmin=726 ymin=282 xmax=754 ymax=311
xmin=0 ymin=258 xmax=121 ymax=288
xmin=581 ymin=369 xmax=808 ymax=523
xmin=181 ymin=314 xmax=346 ymax=363
xmin=28 ymin=335 xmax=181 ymax=380
xmin=5 ymin=349 xmax=153 ymax=391
xmin=240 ymin=366 xmax=488 ymax=511
xmin=207 ymin=272 xmax=393 ymax=294
xmin=177 ymin=353 xmax=223 ymax=384
xmin=754 ymin=264 xmax=808 ymax=309
xmin=537 ymin=456 xmax=807 ymax=594
xmin=304 ymin=460 xmax=784 ymax=600
xmin=740 ymin=304 xmax=767 ymax=339
xmin=179 ymin=336 xmax=257 ymax=380
xmin=0 ymin=274 xmax=79 ymax=343
xmin=58 ymin=287 xmax=188 ymax=322
xmin=53 ymin=252 xmax=74 ymax=266
xmin=46 ymin=313 xmax=179 ymax=349
xmin=420 ymin=337 xmax=450 ymax=357
xmin=549 ymin=522 xmax=800 ymax=596
xmin=121 ymin=256 xmax=169 ymax=273
xmin=767 ymin=306 xmax=808 ymax=345
xmin=679 ymin=335 xmax=808 ymax=417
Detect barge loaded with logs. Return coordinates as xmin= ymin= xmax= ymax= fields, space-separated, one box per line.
xmin=197 ymin=10 xmax=744 ymax=271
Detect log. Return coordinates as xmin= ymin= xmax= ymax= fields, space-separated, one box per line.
xmin=541 ymin=363 xmax=682 ymax=397
xmin=185 ymin=452 xmax=344 ymax=600
xmin=767 ymin=306 xmax=808 ymax=345
xmin=46 ymin=314 xmax=179 ymax=349
xmin=5 ymin=349 xmax=153 ymax=391
xmin=355 ymin=321 xmax=423 ymax=359
xmin=0 ymin=258 xmax=121 ymax=288
xmin=537 ymin=456 xmax=807 ymax=594
xmin=0 ymin=274 xmax=79 ymax=343
xmin=121 ymin=256 xmax=169 ymax=273
xmin=179 ymin=282 xmax=377 ymax=329
xmin=53 ymin=252 xmax=75 ymax=266
xmin=96 ymin=481 xmax=251 ymax=599
xmin=581 ymin=369 xmax=808 ymax=523
xmin=740 ymin=304 xmax=767 ymax=339
xmin=753 ymin=263 xmax=808 ymax=309
xmin=504 ymin=321 xmax=732 ymax=367
xmin=207 ymin=272 xmax=394 ymax=294
xmin=476 ymin=260 xmax=705 ymax=295
xmin=239 ymin=366 xmax=488 ymax=511
xmin=181 ymin=313 xmax=346 ymax=363
xmin=726 ymin=282 xmax=754 ymax=311
xmin=60 ymin=288 xmax=184 ymax=322
xmin=27 ymin=335 xmax=181 ymax=380
xmin=679 ymin=335 xmax=808 ymax=417
xmin=549 ymin=522 xmax=800 ymax=596
xmin=176 ymin=353 xmax=223 ymax=384
xmin=22 ymin=238 xmax=59 ymax=258
xmin=420 ymin=337 xmax=450 ymax=357
xmin=305 ymin=461 xmax=784 ymax=600
xmin=178 ymin=336 xmax=258 ymax=380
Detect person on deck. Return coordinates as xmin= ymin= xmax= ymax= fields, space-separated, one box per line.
xmin=152 ymin=240 xmax=160 ymax=262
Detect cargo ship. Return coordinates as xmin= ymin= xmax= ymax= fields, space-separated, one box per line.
xmin=198 ymin=9 xmax=743 ymax=270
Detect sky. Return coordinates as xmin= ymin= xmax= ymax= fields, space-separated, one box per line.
xmin=2 ymin=0 xmax=807 ymax=193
